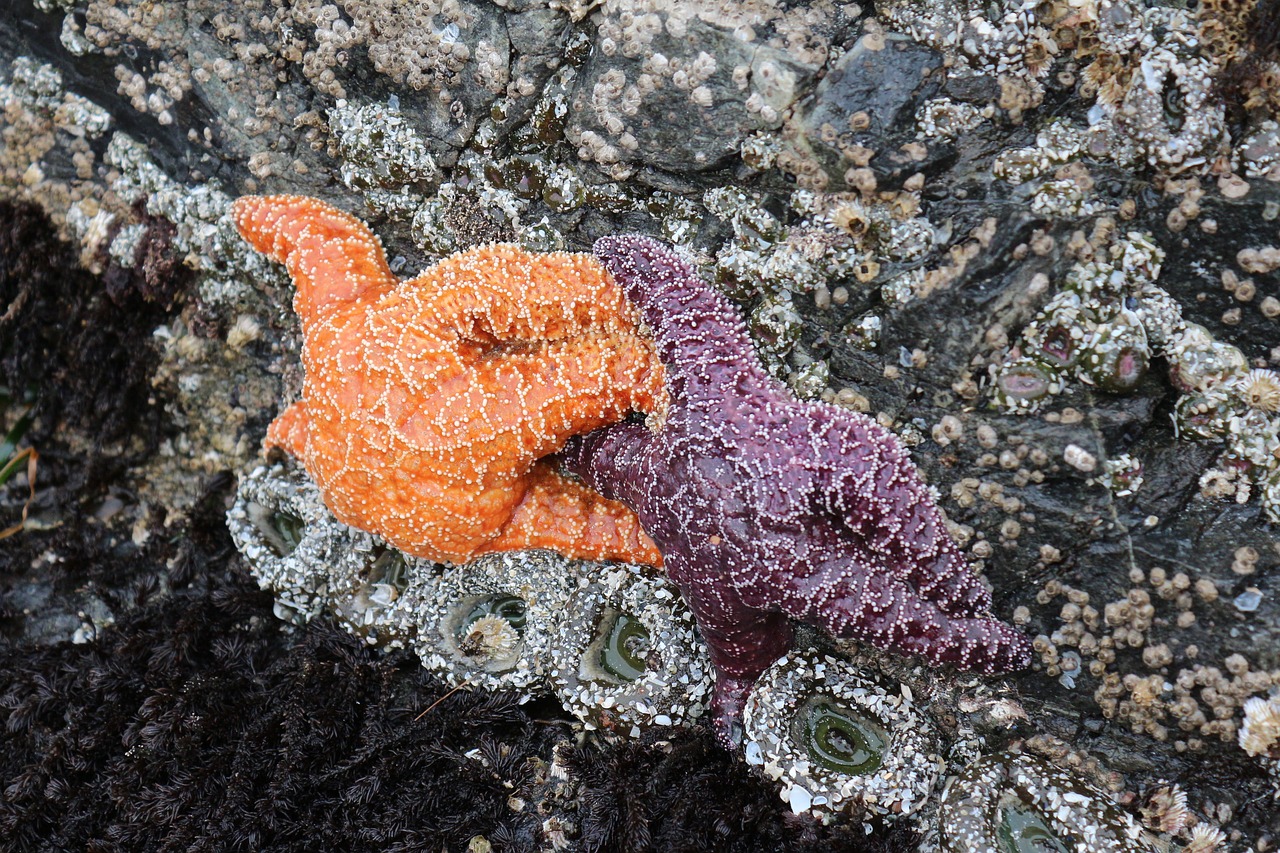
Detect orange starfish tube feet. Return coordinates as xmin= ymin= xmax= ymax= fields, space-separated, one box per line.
xmin=232 ymin=194 xmax=665 ymax=567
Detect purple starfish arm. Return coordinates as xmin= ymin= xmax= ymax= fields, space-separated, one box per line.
xmin=560 ymin=235 xmax=1032 ymax=745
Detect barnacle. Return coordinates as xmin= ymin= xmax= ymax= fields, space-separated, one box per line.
xmin=1232 ymin=369 xmax=1280 ymax=413
xmin=742 ymin=651 xmax=943 ymax=819
xmin=1140 ymin=784 xmax=1189 ymax=834
xmin=1239 ymin=694 xmax=1280 ymax=758
xmin=1185 ymin=824 xmax=1228 ymax=852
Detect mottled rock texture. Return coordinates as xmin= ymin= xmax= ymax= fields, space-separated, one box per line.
xmin=2 ymin=0 xmax=1279 ymax=847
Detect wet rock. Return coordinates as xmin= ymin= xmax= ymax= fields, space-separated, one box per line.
xmin=566 ymin=14 xmax=821 ymax=173
xmin=780 ymin=31 xmax=947 ymax=190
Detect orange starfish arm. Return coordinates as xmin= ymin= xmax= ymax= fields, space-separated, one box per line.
xmin=406 ymin=244 xmax=647 ymax=345
xmin=373 ymin=248 xmax=667 ymax=454
xmin=232 ymin=195 xmax=397 ymax=319
xmin=264 ymin=400 xmax=310 ymax=458
xmin=485 ymin=461 xmax=663 ymax=567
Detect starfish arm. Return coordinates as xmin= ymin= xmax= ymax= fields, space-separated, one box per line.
xmin=390 ymin=245 xmax=667 ymax=439
xmin=484 ymin=460 xmax=663 ymax=567
xmin=408 ymin=244 xmax=652 ymax=346
xmin=264 ymin=400 xmax=310 ymax=458
xmin=818 ymin=412 xmax=994 ymax=619
xmin=559 ymin=421 xmax=660 ymax=512
xmin=662 ymin=545 xmax=794 ymax=747
xmin=592 ymin=236 xmax=765 ymax=395
xmin=232 ymin=195 xmax=397 ymax=319
xmin=787 ymin=561 xmax=1031 ymax=673
xmin=481 ymin=333 xmax=667 ymax=450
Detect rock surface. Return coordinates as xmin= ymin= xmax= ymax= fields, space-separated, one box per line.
xmin=2 ymin=0 xmax=1279 ymax=849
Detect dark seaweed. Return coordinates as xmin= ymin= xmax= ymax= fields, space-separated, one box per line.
xmin=559 ymin=731 xmax=920 ymax=853
xmin=0 ymin=478 xmax=559 ymax=852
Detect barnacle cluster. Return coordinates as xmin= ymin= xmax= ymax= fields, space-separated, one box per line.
xmin=1082 ymin=2 xmax=1228 ymax=171
xmin=227 ymin=464 xmax=713 ymax=732
xmin=993 ymin=227 xmax=1280 ymax=521
xmin=992 ymin=230 xmax=1164 ymax=414
xmin=1173 ymin=346 xmax=1280 ymax=523
xmin=700 ymin=186 xmax=936 ymax=395
xmin=879 ymin=0 xmax=1056 ymax=101
xmin=562 ymin=0 xmax=845 ymax=176
xmin=937 ymin=751 xmax=1154 ymax=851
xmin=1239 ymin=694 xmax=1280 ymax=799
xmin=328 ymin=97 xmax=441 ymax=219
xmin=883 ymin=0 xmax=1280 ymax=177
xmin=742 ymin=651 xmax=943 ymax=820
xmin=1035 ymin=569 xmax=1280 ymax=752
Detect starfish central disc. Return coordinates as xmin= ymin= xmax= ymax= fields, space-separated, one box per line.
xmin=233 ymin=195 xmax=665 ymax=566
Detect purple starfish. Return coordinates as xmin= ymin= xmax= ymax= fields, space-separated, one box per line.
xmin=561 ymin=236 xmax=1032 ymax=745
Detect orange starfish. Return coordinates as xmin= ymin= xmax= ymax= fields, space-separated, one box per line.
xmin=232 ymin=195 xmax=665 ymax=566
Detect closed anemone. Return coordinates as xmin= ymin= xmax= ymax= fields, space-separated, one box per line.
xmin=1031 ymin=325 xmax=1082 ymax=370
xmin=994 ymin=357 xmax=1059 ymax=413
xmin=551 ymin=565 xmax=712 ymax=732
xmin=1167 ymin=327 xmax=1248 ymax=392
xmin=1173 ymin=389 xmax=1235 ymax=439
xmin=330 ymin=545 xmax=424 ymax=643
xmin=227 ymin=463 xmax=371 ymax=623
xmin=793 ymin=697 xmax=887 ymax=775
xmin=939 ymin=752 xmax=1154 ymax=852
xmin=1024 ymin=293 xmax=1089 ymax=371
xmin=743 ymin=651 xmax=942 ymax=819
xmin=1082 ymin=312 xmax=1149 ymax=393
